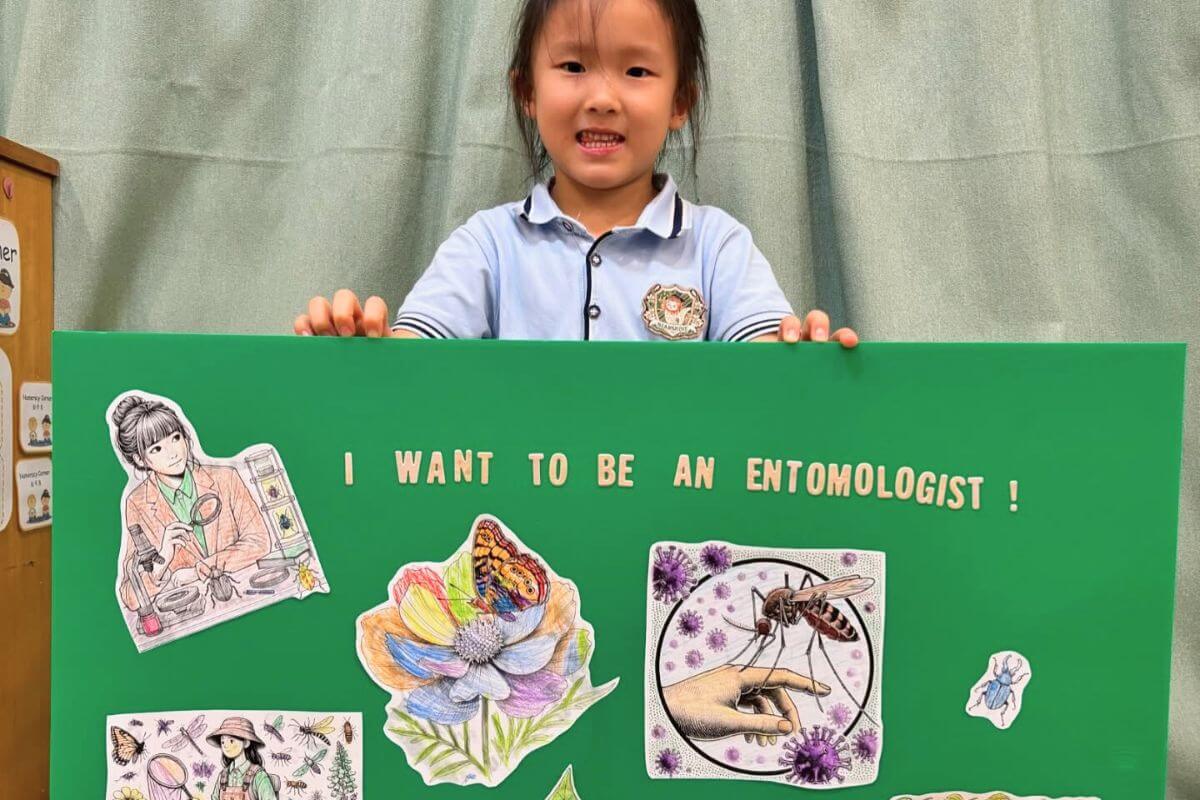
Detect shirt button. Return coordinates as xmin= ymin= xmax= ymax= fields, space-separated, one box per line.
xmin=587 ymin=304 xmax=601 ymax=319
xmin=561 ymin=221 xmax=573 ymax=233
xmin=590 ymin=253 xmax=602 ymax=267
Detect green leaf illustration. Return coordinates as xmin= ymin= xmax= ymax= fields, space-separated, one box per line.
xmin=545 ymin=765 xmax=581 ymax=800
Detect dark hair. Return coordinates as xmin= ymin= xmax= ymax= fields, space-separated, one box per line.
xmin=222 ymin=739 xmax=265 ymax=768
xmin=110 ymin=395 xmax=192 ymax=471
xmin=508 ymin=0 xmax=709 ymax=186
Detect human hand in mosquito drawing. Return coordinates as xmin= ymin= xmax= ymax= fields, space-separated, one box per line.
xmin=662 ymin=665 xmax=830 ymax=746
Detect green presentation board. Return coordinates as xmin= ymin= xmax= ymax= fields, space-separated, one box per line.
xmin=53 ymin=333 xmax=1184 ymax=799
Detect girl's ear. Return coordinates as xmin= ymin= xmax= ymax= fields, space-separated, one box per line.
xmin=511 ymin=69 xmax=536 ymax=118
xmin=669 ymin=83 xmax=696 ymax=131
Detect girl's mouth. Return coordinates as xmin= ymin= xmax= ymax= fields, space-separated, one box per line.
xmin=577 ymin=130 xmax=625 ymax=155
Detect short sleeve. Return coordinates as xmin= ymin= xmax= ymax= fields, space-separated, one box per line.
xmin=705 ymin=222 xmax=794 ymax=342
xmin=393 ymin=220 xmax=496 ymax=339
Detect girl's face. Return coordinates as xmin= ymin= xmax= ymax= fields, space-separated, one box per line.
xmin=524 ymin=0 xmax=689 ymax=192
xmin=220 ymin=735 xmax=245 ymax=759
xmin=141 ymin=430 xmax=189 ymax=475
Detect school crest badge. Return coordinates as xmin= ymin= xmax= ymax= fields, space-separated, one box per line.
xmin=641 ymin=284 xmax=706 ymax=340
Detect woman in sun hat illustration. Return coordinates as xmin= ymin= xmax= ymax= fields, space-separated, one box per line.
xmin=205 ymin=717 xmax=280 ymax=800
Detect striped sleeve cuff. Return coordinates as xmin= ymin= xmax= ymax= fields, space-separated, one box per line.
xmin=392 ymin=311 xmax=455 ymax=339
xmin=721 ymin=311 xmax=789 ymax=342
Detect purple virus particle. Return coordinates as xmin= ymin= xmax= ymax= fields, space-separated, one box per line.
xmin=677 ymin=610 xmax=704 ymax=638
xmin=696 ymin=595 xmax=705 ymax=604
xmin=713 ymin=582 xmax=731 ymax=600
xmin=851 ymin=649 xmax=863 ymax=660
xmin=685 ymin=649 xmax=704 ymax=668
xmin=651 ymin=724 xmax=667 ymax=740
xmin=699 ymin=543 xmax=733 ymax=575
xmin=705 ymin=629 xmax=728 ymax=652
xmin=669 ymin=639 xmax=678 ymax=649
xmin=841 ymin=551 xmax=858 ymax=567
xmin=664 ymin=661 xmax=676 ymax=672
xmin=827 ymin=703 xmax=852 ymax=728
xmin=726 ymin=603 xmax=736 ymax=613
xmin=755 ymin=754 xmax=766 ymax=764
xmin=863 ymin=601 xmax=876 ymax=613
xmin=737 ymin=572 xmax=746 ymax=581
xmin=655 ymin=748 xmax=683 ymax=776
xmin=723 ymin=746 xmax=741 ymax=763
xmin=779 ymin=727 xmax=851 ymax=785
xmin=757 ymin=570 xmax=768 ymax=580
xmin=854 ymin=681 xmax=862 ymax=689
xmin=852 ymin=728 xmax=880 ymax=762
xmin=652 ymin=545 xmax=696 ymax=604
xmin=707 ymin=607 xmax=718 ymax=617
xmin=847 ymin=667 xmax=857 ymax=678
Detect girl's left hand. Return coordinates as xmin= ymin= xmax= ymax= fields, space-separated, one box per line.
xmin=756 ymin=311 xmax=858 ymax=347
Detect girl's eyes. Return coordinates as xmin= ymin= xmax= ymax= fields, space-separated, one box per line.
xmin=558 ymin=63 xmax=653 ymax=78
xmin=149 ymin=446 xmax=160 ymax=454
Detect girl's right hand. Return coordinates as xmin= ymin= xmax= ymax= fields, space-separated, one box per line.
xmin=295 ymin=290 xmax=402 ymax=338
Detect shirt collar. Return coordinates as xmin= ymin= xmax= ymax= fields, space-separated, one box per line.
xmin=520 ymin=173 xmax=688 ymax=239
xmin=156 ymin=468 xmax=195 ymax=505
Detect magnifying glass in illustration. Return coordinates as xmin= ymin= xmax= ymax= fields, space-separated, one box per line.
xmin=189 ymin=492 xmax=221 ymax=527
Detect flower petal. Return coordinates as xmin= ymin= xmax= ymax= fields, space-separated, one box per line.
xmin=399 ymin=583 xmax=457 ymax=646
xmin=357 ymin=606 xmax=435 ymax=691
xmin=496 ymin=603 xmax=545 ymax=644
xmin=545 ymin=627 xmax=592 ymax=676
xmin=529 ymin=580 xmax=577 ymax=642
xmin=495 ymin=669 xmax=568 ymax=719
xmin=449 ymin=663 xmax=511 ymax=702
xmin=393 ymin=566 xmax=454 ymax=617
xmin=422 ymin=656 xmax=469 ymax=678
xmin=406 ymin=680 xmax=480 ymax=724
xmin=491 ymin=634 xmax=558 ymax=676
xmin=384 ymin=634 xmax=459 ymax=680
xmin=443 ymin=552 xmax=480 ymax=625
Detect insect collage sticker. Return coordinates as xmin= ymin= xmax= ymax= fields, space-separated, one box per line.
xmin=356 ymin=514 xmax=619 ymax=788
xmin=107 ymin=710 xmax=362 ymax=799
xmin=107 ymin=391 xmax=329 ymax=652
xmin=644 ymin=542 xmax=885 ymax=788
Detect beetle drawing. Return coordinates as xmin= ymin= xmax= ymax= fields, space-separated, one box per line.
xmin=969 ymin=653 xmax=1028 ymax=727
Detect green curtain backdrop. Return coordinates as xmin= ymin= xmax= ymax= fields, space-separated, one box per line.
xmin=3 ymin=0 xmax=1197 ymax=795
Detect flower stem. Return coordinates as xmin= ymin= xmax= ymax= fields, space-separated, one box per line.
xmin=462 ymin=720 xmax=469 ymax=757
xmin=482 ymin=698 xmax=491 ymax=768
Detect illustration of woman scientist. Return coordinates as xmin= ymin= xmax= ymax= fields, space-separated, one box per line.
xmin=111 ymin=394 xmax=269 ymax=610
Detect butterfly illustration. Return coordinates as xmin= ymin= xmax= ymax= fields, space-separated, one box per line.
xmin=471 ymin=518 xmax=549 ymax=619
xmin=110 ymin=726 xmax=146 ymax=766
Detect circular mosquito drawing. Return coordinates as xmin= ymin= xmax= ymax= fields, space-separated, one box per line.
xmin=655 ymin=557 xmax=878 ymax=776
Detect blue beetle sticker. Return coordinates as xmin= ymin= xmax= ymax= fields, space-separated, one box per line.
xmin=965 ymin=650 xmax=1031 ymax=729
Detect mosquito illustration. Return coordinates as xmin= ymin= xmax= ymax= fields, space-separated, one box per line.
xmin=724 ymin=571 xmax=877 ymax=725
xmin=164 ymin=715 xmax=207 ymax=756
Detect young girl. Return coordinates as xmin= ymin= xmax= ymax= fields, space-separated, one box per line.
xmin=205 ymin=718 xmax=279 ymax=800
xmin=295 ymin=0 xmax=857 ymax=346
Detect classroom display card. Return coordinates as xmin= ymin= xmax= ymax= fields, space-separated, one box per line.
xmin=20 ymin=381 xmax=51 ymax=453
xmin=16 ymin=457 xmax=51 ymax=531
xmin=0 ymin=217 xmax=19 ymax=334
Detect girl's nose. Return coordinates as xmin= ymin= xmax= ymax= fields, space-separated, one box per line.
xmin=584 ymin=73 xmax=621 ymax=114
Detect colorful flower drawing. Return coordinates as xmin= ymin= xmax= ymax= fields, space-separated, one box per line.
xmin=357 ymin=514 xmax=618 ymax=787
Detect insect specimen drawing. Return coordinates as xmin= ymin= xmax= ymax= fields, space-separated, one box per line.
xmin=965 ymin=651 xmax=1031 ymax=729
xmin=645 ymin=543 xmax=885 ymax=789
xmin=723 ymin=572 xmax=878 ymax=725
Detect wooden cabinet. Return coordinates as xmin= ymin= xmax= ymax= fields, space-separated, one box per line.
xmin=0 ymin=136 xmax=57 ymax=797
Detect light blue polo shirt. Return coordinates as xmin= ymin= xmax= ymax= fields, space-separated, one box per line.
xmin=393 ymin=173 xmax=793 ymax=342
